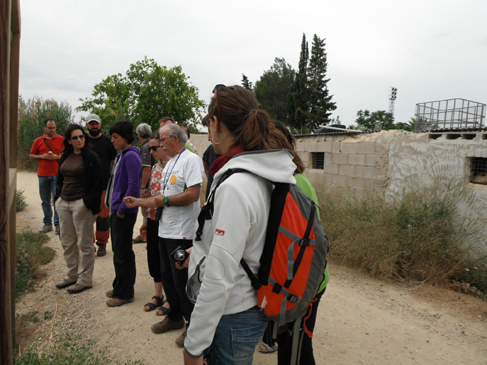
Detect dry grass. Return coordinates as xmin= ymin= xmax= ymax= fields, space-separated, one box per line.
xmin=318 ymin=179 xmax=487 ymax=298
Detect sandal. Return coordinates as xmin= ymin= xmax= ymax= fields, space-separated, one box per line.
xmin=258 ymin=343 xmax=278 ymax=354
xmin=156 ymin=303 xmax=171 ymax=316
xmin=144 ymin=296 xmax=164 ymax=312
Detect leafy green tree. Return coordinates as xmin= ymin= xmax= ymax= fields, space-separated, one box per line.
xmin=287 ymin=34 xmax=309 ymax=133
xmin=307 ymin=34 xmax=336 ymax=130
xmin=355 ymin=109 xmax=396 ymax=130
xmin=77 ymin=57 xmax=206 ymax=132
xmin=241 ymin=74 xmax=253 ymax=90
xmin=395 ymin=119 xmax=414 ymax=131
xmin=18 ymin=96 xmax=74 ymax=169
xmin=254 ymin=58 xmax=295 ymax=122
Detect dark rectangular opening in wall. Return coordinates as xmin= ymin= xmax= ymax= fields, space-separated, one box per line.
xmin=311 ymin=152 xmax=325 ymax=169
xmin=482 ymin=134 xmax=487 ymax=140
xmin=429 ymin=134 xmax=442 ymax=140
xmin=462 ymin=134 xmax=476 ymax=140
xmin=470 ymin=157 xmax=487 ymax=185
xmin=446 ymin=134 xmax=462 ymax=140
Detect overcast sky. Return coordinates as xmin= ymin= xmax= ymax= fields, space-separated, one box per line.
xmin=19 ymin=0 xmax=487 ymax=128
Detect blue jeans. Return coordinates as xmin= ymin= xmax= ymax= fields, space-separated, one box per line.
xmin=38 ymin=176 xmax=59 ymax=227
xmin=210 ymin=307 xmax=267 ymax=365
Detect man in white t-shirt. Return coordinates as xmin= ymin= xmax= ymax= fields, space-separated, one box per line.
xmin=123 ymin=124 xmax=203 ymax=345
xmin=151 ymin=124 xmax=203 ymax=346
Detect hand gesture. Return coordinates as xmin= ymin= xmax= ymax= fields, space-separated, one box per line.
xmin=123 ymin=196 xmax=136 ymax=209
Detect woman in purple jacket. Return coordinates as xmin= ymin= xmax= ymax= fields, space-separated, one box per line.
xmin=105 ymin=121 xmax=142 ymax=307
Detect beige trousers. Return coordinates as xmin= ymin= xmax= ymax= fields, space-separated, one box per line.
xmin=55 ymin=198 xmax=96 ymax=286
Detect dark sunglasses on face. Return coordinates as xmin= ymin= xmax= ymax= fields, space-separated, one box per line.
xmin=71 ymin=134 xmax=85 ymax=141
xmin=149 ymin=146 xmax=160 ymax=152
xmin=212 ymin=84 xmax=226 ymax=118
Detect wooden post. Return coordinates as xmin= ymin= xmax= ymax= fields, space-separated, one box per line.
xmin=0 ymin=0 xmax=21 ymax=364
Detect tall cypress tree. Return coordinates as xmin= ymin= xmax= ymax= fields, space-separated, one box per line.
xmin=241 ymin=74 xmax=253 ymax=90
xmin=308 ymin=34 xmax=336 ymax=129
xmin=287 ymin=34 xmax=309 ymax=134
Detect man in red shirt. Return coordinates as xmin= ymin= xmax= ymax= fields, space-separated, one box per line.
xmin=30 ymin=118 xmax=64 ymax=234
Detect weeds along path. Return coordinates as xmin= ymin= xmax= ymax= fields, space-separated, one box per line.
xmin=15 ymin=171 xmax=487 ymax=364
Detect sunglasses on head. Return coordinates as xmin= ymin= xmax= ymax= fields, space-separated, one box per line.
xmin=149 ymin=146 xmax=160 ymax=152
xmin=71 ymin=134 xmax=85 ymax=141
xmin=212 ymin=84 xmax=226 ymax=118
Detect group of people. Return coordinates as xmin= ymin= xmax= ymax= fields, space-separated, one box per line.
xmin=29 ymin=85 xmax=328 ymax=365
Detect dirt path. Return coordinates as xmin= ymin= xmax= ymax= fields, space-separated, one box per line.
xmin=15 ymin=171 xmax=487 ymax=364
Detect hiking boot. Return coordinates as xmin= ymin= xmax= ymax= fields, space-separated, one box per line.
xmin=67 ymin=283 xmax=92 ymax=294
xmin=106 ymin=297 xmax=134 ymax=307
xmin=175 ymin=330 xmax=187 ymax=347
xmin=39 ymin=224 xmax=53 ymax=233
xmin=132 ymin=235 xmax=146 ymax=243
xmin=106 ymin=290 xmax=114 ymax=298
xmin=151 ymin=317 xmax=184 ymax=334
xmin=55 ymin=226 xmax=60 ymax=235
xmin=97 ymin=244 xmax=107 ymax=257
xmin=55 ymin=278 xmax=77 ymax=289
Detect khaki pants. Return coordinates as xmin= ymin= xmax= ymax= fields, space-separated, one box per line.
xmin=56 ymin=198 xmax=96 ymax=286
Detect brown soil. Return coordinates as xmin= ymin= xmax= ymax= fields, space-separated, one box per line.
xmin=15 ymin=171 xmax=487 ymax=364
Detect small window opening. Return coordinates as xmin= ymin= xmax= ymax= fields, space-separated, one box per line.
xmin=462 ymin=134 xmax=476 ymax=140
xmin=446 ymin=134 xmax=462 ymax=140
xmin=429 ymin=134 xmax=442 ymax=140
xmin=470 ymin=157 xmax=487 ymax=185
xmin=311 ymin=152 xmax=325 ymax=169
xmin=482 ymin=134 xmax=487 ymax=140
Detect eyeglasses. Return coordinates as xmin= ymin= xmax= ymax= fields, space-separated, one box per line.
xmin=71 ymin=135 xmax=85 ymax=141
xmin=149 ymin=146 xmax=160 ymax=152
xmin=212 ymin=84 xmax=226 ymax=118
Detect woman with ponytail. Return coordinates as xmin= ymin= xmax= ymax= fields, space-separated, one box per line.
xmin=183 ymin=85 xmax=296 ymax=365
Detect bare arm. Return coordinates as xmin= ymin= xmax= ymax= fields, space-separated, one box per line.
xmin=141 ymin=166 xmax=151 ymax=189
xmin=30 ymin=153 xmax=49 ymax=160
xmin=154 ymin=184 xmax=201 ymax=208
xmin=123 ymin=196 xmax=157 ymax=208
xmin=203 ymin=160 xmax=209 ymax=180
xmin=30 ymin=152 xmax=61 ymax=160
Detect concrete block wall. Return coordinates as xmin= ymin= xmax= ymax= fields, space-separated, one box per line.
xmin=295 ymin=131 xmax=393 ymax=193
xmin=194 ymin=130 xmax=487 ymax=252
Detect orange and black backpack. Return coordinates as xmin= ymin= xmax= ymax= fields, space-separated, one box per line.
xmin=195 ymin=167 xmax=329 ymax=327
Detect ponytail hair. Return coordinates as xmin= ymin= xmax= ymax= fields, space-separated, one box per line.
xmin=208 ymin=85 xmax=293 ymax=154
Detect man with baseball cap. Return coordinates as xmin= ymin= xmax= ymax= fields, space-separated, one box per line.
xmin=86 ymin=113 xmax=118 ymax=257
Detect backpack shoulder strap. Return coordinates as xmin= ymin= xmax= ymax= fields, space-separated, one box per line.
xmin=42 ymin=138 xmax=54 ymax=152
xmin=195 ymin=168 xmax=249 ymax=241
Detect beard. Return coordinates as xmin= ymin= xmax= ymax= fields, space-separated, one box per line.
xmin=88 ymin=128 xmax=101 ymax=137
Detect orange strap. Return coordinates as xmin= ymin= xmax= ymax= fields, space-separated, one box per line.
xmin=303 ymin=297 xmax=317 ymax=337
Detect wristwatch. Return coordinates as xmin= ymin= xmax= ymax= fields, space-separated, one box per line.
xmin=163 ymin=196 xmax=170 ymax=207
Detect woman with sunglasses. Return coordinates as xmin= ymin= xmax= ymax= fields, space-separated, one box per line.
xmin=139 ymin=133 xmax=171 ymax=315
xmin=184 ymin=85 xmax=296 ymax=365
xmin=54 ymin=124 xmax=103 ymax=294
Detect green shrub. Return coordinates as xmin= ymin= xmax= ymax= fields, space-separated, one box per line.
xmin=16 ymin=232 xmax=55 ymax=298
xmin=17 ymin=96 xmax=74 ymax=170
xmin=15 ymin=334 xmax=144 ymax=365
xmin=16 ymin=190 xmax=28 ymax=212
xmin=319 ymin=179 xmax=487 ymax=296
